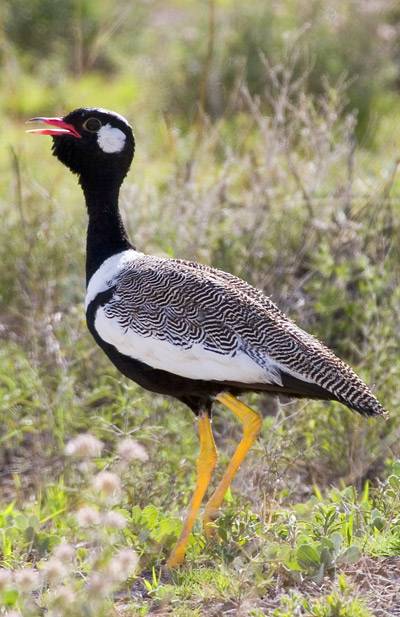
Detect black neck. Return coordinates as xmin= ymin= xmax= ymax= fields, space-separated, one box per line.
xmin=82 ymin=179 xmax=133 ymax=284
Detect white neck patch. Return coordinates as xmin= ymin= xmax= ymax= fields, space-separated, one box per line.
xmin=85 ymin=249 xmax=143 ymax=310
xmin=97 ymin=124 xmax=126 ymax=153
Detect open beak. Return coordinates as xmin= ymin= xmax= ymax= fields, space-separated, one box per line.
xmin=26 ymin=117 xmax=81 ymax=138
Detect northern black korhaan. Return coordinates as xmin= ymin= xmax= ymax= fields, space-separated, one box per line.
xmin=27 ymin=107 xmax=387 ymax=568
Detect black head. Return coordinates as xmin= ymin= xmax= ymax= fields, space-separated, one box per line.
xmin=27 ymin=107 xmax=135 ymax=188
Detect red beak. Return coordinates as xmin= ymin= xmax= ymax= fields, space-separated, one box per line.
xmin=26 ymin=117 xmax=81 ymax=138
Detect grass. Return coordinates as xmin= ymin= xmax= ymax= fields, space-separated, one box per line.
xmin=1 ymin=11 xmax=400 ymax=614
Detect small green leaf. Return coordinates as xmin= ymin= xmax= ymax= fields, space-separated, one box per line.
xmin=14 ymin=514 xmax=28 ymax=531
xmin=142 ymin=505 xmax=159 ymax=526
xmin=28 ymin=514 xmax=40 ymax=530
xmin=319 ymin=547 xmax=333 ymax=568
xmin=131 ymin=506 xmax=142 ymax=523
xmin=330 ymin=532 xmax=342 ymax=553
xmin=311 ymin=562 xmax=325 ymax=584
xmin=320 ymin=537 xmax=334 ymax=551
xmin=264 ymin=542 xmax=280 ymax=559
xmin=225 ymin=486 xmax=233 ymax=503
xmin=371 ymin=515 xmax=384 ymax=531
xmin=338 ymin=545 xmax=361 ymax=564
xmin=361 ymin=480 xmax=370 ymax=503
xmin=313 ymin=485 xmax=323 ymax=501
xmin=138 ymin=530 xmax=150 ymax=542
xmin=2 ymin=588 xmax=18 ymax=606
xmin=342 ymin=487 xmax=356 ymax=501
xmin=218 ymin=524 xmax=228 ymax=542
xmin=25 ymin=526 xmax=36 ymax=542
xmin=297 ymin=534 xmax=311 ymax=546
xmin=296 ymin=544 xmax=321 ymax=570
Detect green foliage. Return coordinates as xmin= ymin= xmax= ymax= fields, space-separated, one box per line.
xmin=129 ymin=505 xmax=183 ymax=563
xmin=270 ymin=575 xmax=372 ymax=616
xmin=3 ymin=0 xmax=145 ymax=74
xmin=2 ymin=0 xmax=400 ymax=128
xmin=295 ymin=534 xmax=361 ymax=583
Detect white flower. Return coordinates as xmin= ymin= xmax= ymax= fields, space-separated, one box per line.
xmin=92 ymin=471 xmax=121 ymax=497
xmin=118 ymin=438 xmax=149 ymax=463
xmin=75 ymin=506 xmax=100 ymax=527
xmin=65 ymin=433 xmax=104 ymax=457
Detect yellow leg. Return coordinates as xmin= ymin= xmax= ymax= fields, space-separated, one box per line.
xmin=167 ymin=412 xmax=218 ymax=568
xmin=204 ymin=393 xmax=262 ymax=537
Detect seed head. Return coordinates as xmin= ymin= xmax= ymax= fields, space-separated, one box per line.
xmin=65 ymin=433 xmax=104 ymax=457
xmin=87 ymin=571 xmax=110 ymax=595
xmin=377 ymin=23 xmax=397 ymax=42
xmin=118 ymin=438 xmax=149 ymax=463
xmin=15 ymin=568 xmax=39 ymax=593
xmin=52 ymin=542 xmax=75 ymax=562
xmin=0 ymin=569 xmax=12 ymax=591
xmin=92 ymin=471 xmax=121 ymax=497
xmin=75 ymin=506 xmax=100 ymax=527
xmin=102 ymin=511 xmax=128 ymax=529
xmin=49 ymin=585 xmax=76 ymax=605
xmin=109 ymin=548 xmax=139 ymax=581
xmin=41 ymin=558 xmax=67 ymax=584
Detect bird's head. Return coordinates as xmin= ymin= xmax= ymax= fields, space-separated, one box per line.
xmin=27 ymin=107 xmax=135 ymax=187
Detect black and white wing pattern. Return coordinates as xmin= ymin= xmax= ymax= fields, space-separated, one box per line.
xmin=85 ymin=249 xmax=385 ymax=417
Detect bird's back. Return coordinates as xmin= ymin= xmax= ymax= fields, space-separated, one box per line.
xmin=86 ymin=250 xmax=386 ymax=418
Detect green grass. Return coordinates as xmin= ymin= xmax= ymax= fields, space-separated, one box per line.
xmin=1 ymin=3 xmax=400 ymax=614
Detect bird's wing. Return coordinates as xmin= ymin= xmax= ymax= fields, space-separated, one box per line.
xmin=89 ymin=253 xmax=283 ymax=385
xmin=87 ymin=251 xmax=385 ymax=417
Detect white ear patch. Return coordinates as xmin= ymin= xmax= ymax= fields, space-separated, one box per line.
xmin=97 ymin=124 xmax=126 ymax=153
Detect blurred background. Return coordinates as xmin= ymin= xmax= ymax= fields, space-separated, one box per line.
xmin=2 ymin=0 xmax=400 ymax=128
xmin=1 ymin=0 xmax=400 ymax=602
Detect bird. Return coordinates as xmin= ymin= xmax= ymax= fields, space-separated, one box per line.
xmin=27 ymin=107 xmax=387 ymax=568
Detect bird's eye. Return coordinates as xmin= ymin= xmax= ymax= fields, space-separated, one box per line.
xmin=83 ymin=118 xmax=102 ymax=132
